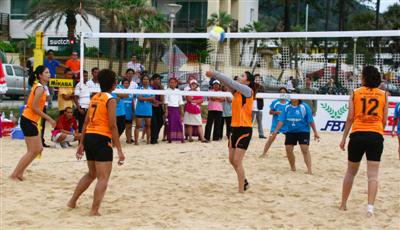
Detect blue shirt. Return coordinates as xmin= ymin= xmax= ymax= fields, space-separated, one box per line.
xmin=278 ymin=102 xmax=314 ymax=133
xmin=113 ymin=85 xmax=126 ymax=117
xmin=122 ymin=93 xmax=134 ymax=120
xmin=270 ymin=99 xmax=289 ymax=133
xmin=395 ymin=103 xmax=400 ymax=134
xmin=44 ymin=59 xmax=60 ymax=78
xmin=135 ymin=86 xmax=154 ymax=116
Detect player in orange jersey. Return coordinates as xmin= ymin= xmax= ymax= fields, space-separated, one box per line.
xmin=10 ymin=66 xmax=56 ymax=181
xmin=67 ymin=69 xmax=125 ymax=216
xmin=206 ymin=70 xmax=255 ymax=193
xmin=339 ymin=66 xmax=388 ymax=217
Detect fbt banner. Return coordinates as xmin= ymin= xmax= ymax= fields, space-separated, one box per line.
xmin=261 ymin=100 xmax=396 ymax=135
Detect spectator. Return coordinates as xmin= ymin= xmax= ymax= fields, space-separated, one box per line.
xmin=44 ymin=50 xmax=67 ymax=107
xmin=286 ymin=76 xmax=295 ymax=92
xmin=299 ymin=76 xmax=318 ymax=116
xmin=134 ymin=74 xmax=155 ymax=145
xmin=112 ymin=82 xmax=128 ymax=137
xmin=184 ymin=79 xmax=207 ymax=143
xmin=73 ymin=70 xmax=90 ymax=132
xmin=87 ymin=67 xmax=100 ymax=95
xmin=125 ymin=68 xmax=138 ymax=89
xmin=151 ymin=74 xmax=165 ymax=144
xmin=51 ymin=107 xmax=81 ymax=149
xmin=164 ymin=77 xmax=184 ymax=143
xmin=58 ymin=68 xmax=75 ymax=115
xmin=127 ymin=55 xmax=144 ymax=74
xmin=183 ymin=75 xmax=201 ymax=140
xmin=252 ymin=74 xmax=266 ymax=138
xmin=204 ymin=80 xmax=224 ymax=141
xmin=41 ymin=85 xmax=51 ymax=147
xmin=65 ymin=51 xmax=80 ymax=76
xmin=121 ymin=78 xmax=135 ymax=143
xmin=219 ymin=85 xmax=232 ymax=139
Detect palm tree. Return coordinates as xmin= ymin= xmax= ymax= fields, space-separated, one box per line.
xmin=284 ymin=0 xmax=291 ymax=32
xmin=239 ymin=25 xmax=252 ymax=66
xmin=207 ymin=12 xmax=233 ymax=71
xmin=93 ymin=0 xmax=155 ymax=71
xmin=25 ymin=0 xmax=96 ymax=40
xmin=247 ymin=21 xmax=267 ymax=68
xmin=141 ymin=12 xmax=169 ymax=73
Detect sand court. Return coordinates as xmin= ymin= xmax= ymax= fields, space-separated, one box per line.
xmin=1 ymin=131 xmax=399 ymax=229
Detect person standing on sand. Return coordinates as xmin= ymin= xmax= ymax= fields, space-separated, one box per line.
xmin=339 ymin=66 xmax=388 ymax=217
xmin=10 ymin=66 xmax=56 ymax=181
xmin=68 ymin=69 xmax=125 ymax=216
xmin=206 ymin=70 xmax=255 ymax=193
xmin=270 ymin=98 xmax=320 ymax=174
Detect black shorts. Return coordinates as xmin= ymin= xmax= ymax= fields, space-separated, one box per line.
xmin=136 ymin=115 xmax=152 ymax=119
xmin=125 ymin=119 xmax=132 ymax=124
xmin=20 ymin=116 xmax=39 ymax=137
xmin=117 ymin=116 xmax=126 ymax=136
xmin=230 ymin=127 xmax=252 ymax=150
xmin=348 ymin=132 xmax=384 ymax=162
xmin=84 ymin=133 xmax=113 ymax=162
xmin=284 ymin=132 xmax=310 ymax=145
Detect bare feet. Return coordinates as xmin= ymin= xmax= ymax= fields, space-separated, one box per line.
xmin=89 ymin=211 xmax=101 ymax=216
xmin=367 ymin=211 xmax=374 ymax=218
xmin=339 ymin=204 xmax=347 ymax=211
xmin=306 ymin=171 xmax=313 ymax=175
xmin=67 ymin=200 xmax=76 ymax=209
xmin=290 ymin=167 xmax=296 ymax=172
xmin=259 ymin=154 xmax=267 ymax=158
xmin=9 ymin=175 xmax=23 ymax=181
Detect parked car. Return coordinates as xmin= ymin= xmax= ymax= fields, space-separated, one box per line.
xmin=2 ymin=64 xmax=29 ymax=99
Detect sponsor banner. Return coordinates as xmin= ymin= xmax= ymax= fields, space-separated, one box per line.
xmin=261 ymin=99 xmax=396 ymax=135
xmin=49 ymin=79 xmax=74 ymax=88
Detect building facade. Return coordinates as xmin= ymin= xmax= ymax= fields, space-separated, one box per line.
xmin=0 ymin=0 xmax=100 ymax=40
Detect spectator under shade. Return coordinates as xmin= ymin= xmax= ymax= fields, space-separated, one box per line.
xmin=51 ymin=107 xmax=81 ymax=149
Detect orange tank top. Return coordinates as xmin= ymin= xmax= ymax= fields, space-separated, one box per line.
xmin=352 ymin=87 xmax=386 ymax=135
xmin=85 ymin=92 xmax=114 ymax=138
xmin=22 ymin=83 xmax=47 ymax=123
xmin=231 ymin=91 xmax=254 ymax=127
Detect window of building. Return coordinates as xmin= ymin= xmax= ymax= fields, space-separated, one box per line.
xmin=250 ymin=8 xmax=255 ymax=22
xmin=11 ymin=0 xmax=29 ymax=19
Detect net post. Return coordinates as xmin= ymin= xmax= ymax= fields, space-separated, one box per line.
xmin=80 ymin=32 xmax=85 ymax=84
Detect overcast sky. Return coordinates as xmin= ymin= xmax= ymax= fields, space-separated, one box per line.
xmin=365 ymin=0 xmax=400 ymax=13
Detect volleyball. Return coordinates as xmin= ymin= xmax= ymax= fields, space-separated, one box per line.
xmin=208 ymin=26 xmax=225 ymax=42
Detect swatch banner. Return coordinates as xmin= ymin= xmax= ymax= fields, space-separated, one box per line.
xmin=261 ymin=99 xmax=395 ymax=135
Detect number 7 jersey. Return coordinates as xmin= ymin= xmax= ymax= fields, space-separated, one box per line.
xmin=86 ymin=92 xmax=114 ymax=138
xmin=352 ymin=86 xmax=387 ymax=135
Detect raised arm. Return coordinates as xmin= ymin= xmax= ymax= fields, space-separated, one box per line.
xmin=207 ymin=71 xmax=252 ymax=98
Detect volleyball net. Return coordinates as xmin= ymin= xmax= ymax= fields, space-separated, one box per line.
xmin=79 ymin=30 xmax=400 ymax=102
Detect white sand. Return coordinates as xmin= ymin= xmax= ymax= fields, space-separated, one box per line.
xmin=1 ymin=128 xmax=399 ymax=229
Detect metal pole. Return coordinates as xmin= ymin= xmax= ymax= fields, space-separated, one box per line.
xmin=353 ymin=38 xmax=357 ymax=76
xmin=80 ymin=32 xmax=84 ymax=84
xmin=305 ymin=4 xmax=309 ymax=54
xmin=305 ymin=4 xmax=309 ymax=33
xmin=23 ymin=41 xmax=26 ymax=102
xmin=168 ymin=14 xmax=174 ymax=78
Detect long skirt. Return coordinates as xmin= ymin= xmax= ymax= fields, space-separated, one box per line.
xmin=167 ymin=106 xmax=184 ymax=142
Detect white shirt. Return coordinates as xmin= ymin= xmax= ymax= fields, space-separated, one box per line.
xmin=87 ymin=79 xmax=101 ymax=93
xmin=286 ymin=80 xmax=294 ymax=90
xmin=74 ymin=81 xmax=91 ymax=109
xmin=165 ymin=88 xmax=184 ymax=107
xmin=44 ymin=85 xmax=50 ymax=106
xmin=252 ymin=100 xmax=259 ymax=112
xmin=127 ymin=61 xmax=144 ymax=73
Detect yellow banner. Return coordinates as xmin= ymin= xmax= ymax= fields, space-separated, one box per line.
xmin=49 ymin=79 xmax=74 ymax=88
